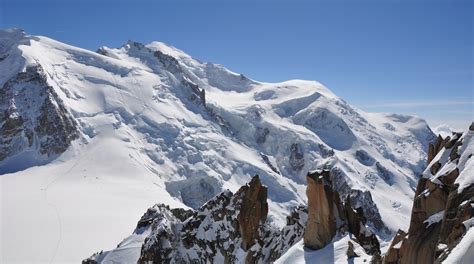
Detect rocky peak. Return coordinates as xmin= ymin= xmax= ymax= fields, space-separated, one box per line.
xmin=304 ymin=169 xmax=337 ymax=249
xmin=344 ymin=196 xmax=381 ymax=256
xmin=303 ymin=169 xmax=381 ymax=256
xmin=235 ymin=175 xmax=269 ymax=250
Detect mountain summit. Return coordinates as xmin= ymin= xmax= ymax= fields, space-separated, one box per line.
xmin=1 ymin=29 xmax=435 ymax=263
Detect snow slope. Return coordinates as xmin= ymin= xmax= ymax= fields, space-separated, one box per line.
xmin=276 ymin=234 xmax=372 ymax=264
xmin=0 ymin=28 xmax=435 ymax=263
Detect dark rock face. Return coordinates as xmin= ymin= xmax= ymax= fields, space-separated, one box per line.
xmin=347 ymin=241 xmax=359 ymax=259
xmin=331 ymin=167 xmax=391 ymax=237
xmin=289 ymin=143 xmax=305 ymax=171
xmin=383 ymin=128 xmax=473 ymax=264
xmin=0 ymin=65 xmax=78 ymax=163
xmin=344 ymin=197 xmax=381 ymax=256
xmin=304 ymin=169 xmax=381 ymax=255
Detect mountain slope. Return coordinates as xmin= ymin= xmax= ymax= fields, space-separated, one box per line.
xmin=0 ymin=28 xmax=435 ymax=263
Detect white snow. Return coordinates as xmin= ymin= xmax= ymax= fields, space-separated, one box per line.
xmin=443 ymin=227 xmax=474 ymax=264
xmin=433 ymin=124 xmax=454 ymax=138
xmin=424 ymin=210 xmax=444 ymax=227
xmin=455 ymin=130 xmax=474 ymax=193
xmin=276 ymin=234 xmax=371 ymax=264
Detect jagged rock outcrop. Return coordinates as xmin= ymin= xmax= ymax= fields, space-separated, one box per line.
xmin=383 ymin=124 xmax=474 ymax=264
xmin=383 ymin=230 xmax=407 ymax=263
xmin=331 ymin=166 xmax=391 ymax=236
xmin=0 ymin=64 xmax=78 ymax=163
xmin=303 ymin=169 xmax=381 ymax=256
xmin=347 ymin=241 xmax=359 ymax=259
xmin=84 ymin=175 xmax=306 ymax=264
xmin=85 ymin=168 xmax=389 ymax=263
xmin=304 ymin=170 xmax=337 ymax=249
xmin=344 ymin=197 xmax=381 ymax=256
xmin=237 ymin=176 xmax=269 ymax=251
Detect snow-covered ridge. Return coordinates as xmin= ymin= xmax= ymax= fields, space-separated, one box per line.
xmin=0 ymin=29 xmax=435 ymax=263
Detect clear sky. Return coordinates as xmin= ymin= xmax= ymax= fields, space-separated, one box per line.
xmin=1 ymin=0 xmax=472 ymax=130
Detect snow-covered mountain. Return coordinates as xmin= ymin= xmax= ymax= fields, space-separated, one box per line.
xmin=0 ymin=28 xmax=436 ymax=263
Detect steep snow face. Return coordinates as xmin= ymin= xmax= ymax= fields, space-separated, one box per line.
xmin=0 ymin=29 xmax=435 ymax=263
xmin=276 ymin=234 xmax=373 ymax=264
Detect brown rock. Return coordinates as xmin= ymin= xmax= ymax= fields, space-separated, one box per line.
xmin=384 ymin=130 xmax=472 ymax=264
xmin=303 ymin=170 xmax=337 ymax=250
xmin=439 ymin=168 xmax=459 ymax=186
xmin=383 ymin=229 xmax=407 ymax=264
xmin=428 ymin=143 xmax=435 ymax=164
xmin=430 ymin=162 xmax=442 ymax=175
xmin=237 ymin=175 xmax=268 ymax=251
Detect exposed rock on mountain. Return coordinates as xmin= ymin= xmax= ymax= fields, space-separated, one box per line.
xmin=0 ymin=64 xmax=78 ymax=168
xmin=303 ymin=169 xmax=381 ymax=256
xmin=344 ymin=196 xmax=381 ymax=256
xmin=330 ymin=166 xmax=390 ymax=237
xmin=237 ymin=176 xmax=269 ymax=251
xmin=304 ymin=170 xmax=337 ymax=249
xmin=383 ymin=229 xmax=407 ymax=263
xmin=383 ymin=123 xmax=474 ymax=264
xmin=84 ymin=176 xmax=306 ymax=263
xmin=347 ymin=241 xmax=359 ymax=259
xmin=85 ymin=169 xmax=386 ymax=263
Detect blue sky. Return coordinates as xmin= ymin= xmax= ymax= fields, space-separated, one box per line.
xmin=1 ymin=0 xmax=472 ymax=130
